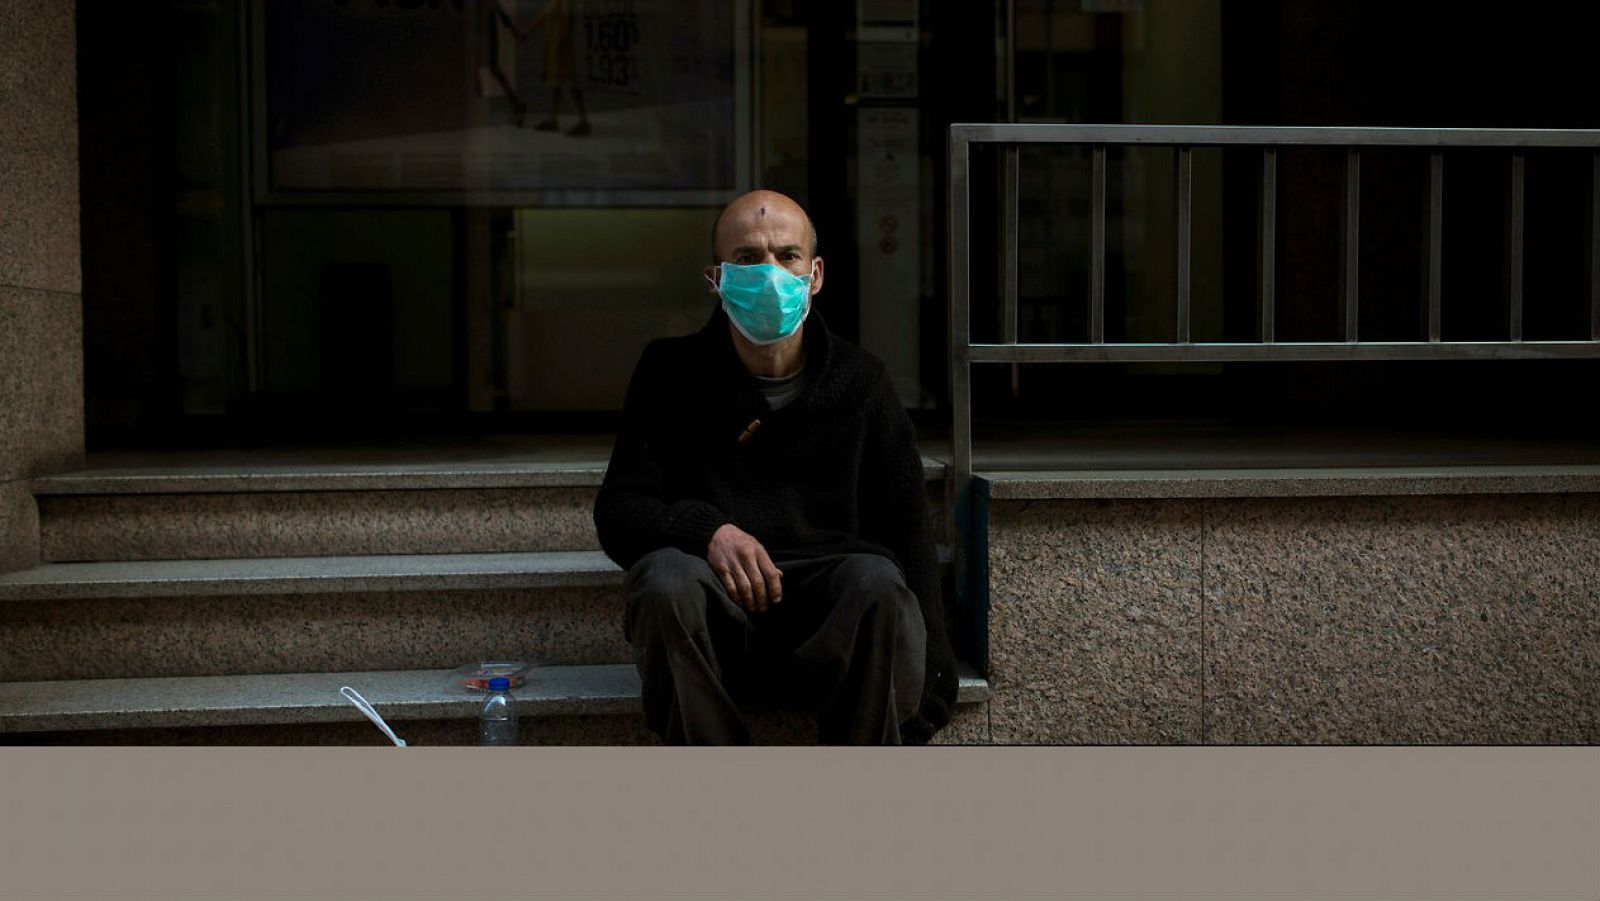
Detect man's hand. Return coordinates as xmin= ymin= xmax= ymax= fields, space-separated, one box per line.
xmin=707 ymin=524 xmax=783 ymax=612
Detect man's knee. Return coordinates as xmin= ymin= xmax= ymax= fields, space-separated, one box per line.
xmin=624 ymin=548 xmax=717 ymax=632
xmin=830 ymin=554 xmax=917 ymax=617
xmin=628 ymin=547 xmax=714 ymax=594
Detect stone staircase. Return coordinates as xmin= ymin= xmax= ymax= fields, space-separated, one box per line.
xmin=0 ymin=452 xmax=988 ymax=744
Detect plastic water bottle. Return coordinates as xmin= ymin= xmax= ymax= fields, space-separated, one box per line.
xmin=479 ymin=677 xmax=518 ymax=746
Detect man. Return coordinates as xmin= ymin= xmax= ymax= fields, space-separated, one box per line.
xmin=593 ymin=189 xmax=958 ymax=745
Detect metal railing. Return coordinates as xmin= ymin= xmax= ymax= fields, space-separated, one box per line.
xmin=945 ymin=124 xmax=1600 ymax=633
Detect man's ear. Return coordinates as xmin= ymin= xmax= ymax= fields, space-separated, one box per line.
xmin=809 ymin=256 xmax=824 ymax=296
xmin=703 ymin=265 xmax=720 ymax=294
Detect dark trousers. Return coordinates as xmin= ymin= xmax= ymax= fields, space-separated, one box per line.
xmin=622 ymin=547 xmax=926 ymax=745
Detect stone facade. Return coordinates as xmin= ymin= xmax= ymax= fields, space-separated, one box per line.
xmin=0 ymin=0 xmax=83 ymax=573
xmin=984 ymin=492 xmax=1600 ymax=744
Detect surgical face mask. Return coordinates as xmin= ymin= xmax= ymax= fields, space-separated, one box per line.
xmin=713 ymin=261 xmax=814 ymax=345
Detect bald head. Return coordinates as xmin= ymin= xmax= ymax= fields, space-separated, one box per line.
xmin=710 ymin=189 xmax=819 ymax=264
xmin=703 ymin=188 xmax=825 ymax=307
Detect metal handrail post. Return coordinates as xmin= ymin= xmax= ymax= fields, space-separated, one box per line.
xmin=947 ymin=126 xmax=974 ymax=648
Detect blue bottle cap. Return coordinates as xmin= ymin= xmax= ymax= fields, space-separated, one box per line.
xmin=488 ymin=677 xmax=511 ymax=691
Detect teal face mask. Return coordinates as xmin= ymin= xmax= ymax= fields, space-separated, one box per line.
xmin=715 ymin=262 xmax=813 ymax=345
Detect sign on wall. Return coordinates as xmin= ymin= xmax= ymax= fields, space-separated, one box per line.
xmin=856 ymin=107 xmax=923 ymax=408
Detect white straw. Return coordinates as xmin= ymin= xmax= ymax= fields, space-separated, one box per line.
xmin=339 ymin=686 xmax=407 ymax=747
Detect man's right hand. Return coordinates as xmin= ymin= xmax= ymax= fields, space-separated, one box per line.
xmin=707 ymin=523 xmax=783 ymax=613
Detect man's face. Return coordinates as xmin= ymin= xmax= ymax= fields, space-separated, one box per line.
xmin=704 ymin=191 xmax=824 ymax=298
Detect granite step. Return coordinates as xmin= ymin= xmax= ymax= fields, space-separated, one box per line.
xmin=0 ymin=551 xmax=630 ymax=682
xmin=32 ymin=457 xmax=948 ymax=562
xmin=0 ymin=662 xmax=993 ymax=736
xmin=35 ymin=484 xmax=601 ymax=563
xmin=0 ymin=549 xmax=955 ymax=683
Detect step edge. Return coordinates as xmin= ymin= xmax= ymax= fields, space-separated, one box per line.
xmin=0 ymin=551 xmax=626 ymax=601
xmin=33 ymin=467 xmax=612 ymax=496
xmin=34 ymin=457 xmax=948 ymax=496
xmin=0 ymin=665 xmax=643 ymax=733
xmin=1 ymin=664 xmax=992 ymax=733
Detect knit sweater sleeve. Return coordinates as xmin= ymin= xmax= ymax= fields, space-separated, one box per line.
xmin=857 ymin=363 xmax=959 ymax=742
xmin=594 ymin=341 xmax=732 ymax=568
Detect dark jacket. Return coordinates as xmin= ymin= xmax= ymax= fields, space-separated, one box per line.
xmin=593 ymin=306 xmax=958 ymax=742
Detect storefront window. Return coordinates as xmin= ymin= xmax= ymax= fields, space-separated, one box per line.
xmin=80 ymin=0 xmax=1598 ymax=446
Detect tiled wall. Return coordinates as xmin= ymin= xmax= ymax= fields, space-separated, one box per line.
xmin=984 ymin=494 xmax=1600 ymax=744
xmin=0 ymin=1 xmax=83 ymax=573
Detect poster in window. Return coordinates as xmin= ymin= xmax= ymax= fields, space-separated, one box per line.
xmin=262 ymin=0 xmax=744 ymax=201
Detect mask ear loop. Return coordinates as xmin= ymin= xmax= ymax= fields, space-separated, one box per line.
xmin=340 ymin=686 xmax=407 ymax=747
